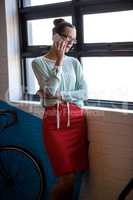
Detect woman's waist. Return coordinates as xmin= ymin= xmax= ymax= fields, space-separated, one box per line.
xmin=41 ymin=98 xmax=62 ymax=107
xmin=43 ymin=101 xmax=85 ymax=129
xmin=41 ymin=98 xmax=84 ymax=108
xmin=44 ymin=102 xmax=84 ymax=115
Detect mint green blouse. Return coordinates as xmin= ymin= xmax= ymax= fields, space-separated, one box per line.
xmin=32 ymin=55 xmax=88 ymax=107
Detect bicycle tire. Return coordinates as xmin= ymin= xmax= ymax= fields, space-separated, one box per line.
xmin=0 ymin=145 xmax=45 ymax=200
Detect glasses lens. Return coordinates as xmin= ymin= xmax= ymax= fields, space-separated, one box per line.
xmin=60 ymin=33 xmax=77 ymax=44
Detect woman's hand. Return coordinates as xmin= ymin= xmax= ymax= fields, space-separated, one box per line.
xmin=36 ymin=89 xmax=44 ymax=98
xmin=54 ymin=40 xmax=67 ymax=66
xmin=36 ymin=89 xmax=62 ymax=100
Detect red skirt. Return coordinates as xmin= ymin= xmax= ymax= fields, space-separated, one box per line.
xmin=42 ymin=102 xmax=89 ymax=176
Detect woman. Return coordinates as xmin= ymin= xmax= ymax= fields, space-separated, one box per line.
xmin=32 ymin=18 xmax=89 ymax=200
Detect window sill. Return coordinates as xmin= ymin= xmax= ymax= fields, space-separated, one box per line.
xmin=10 ymin=100 xmax=133 ymax=114
xmin=83 ymin=105 xmax=133 ymax=114
xmin=10 ymin=100 xmax=40 ymax=106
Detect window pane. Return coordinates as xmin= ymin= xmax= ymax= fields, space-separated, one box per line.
xmin=27 ymin=17 xmax=72 ymax=45
xmin=82 ymin=57 xmax=133 ymax=102
xmin=23 ymin=0 xmax=71 ymax=7
xmin=83 ymin=11 xmax=133 ymax=43
xmin=26 ymin=58 xmax=39 ymax=94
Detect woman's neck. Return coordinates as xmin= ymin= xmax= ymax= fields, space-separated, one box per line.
xmin=44 ymin=47 xmax=57 ymax=60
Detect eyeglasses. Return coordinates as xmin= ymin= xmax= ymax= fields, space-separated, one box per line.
xmin=59 ymin=33 xmax=77 ymax=44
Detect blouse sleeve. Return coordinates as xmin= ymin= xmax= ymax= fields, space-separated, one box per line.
xmin=60 ymin=58 xmax=88 ymax=101
xmin=32 ymin=59 xmax=62 ymax=96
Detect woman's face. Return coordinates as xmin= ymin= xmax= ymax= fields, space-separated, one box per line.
xmin=59 ymin=26 xmax=77 ymax=53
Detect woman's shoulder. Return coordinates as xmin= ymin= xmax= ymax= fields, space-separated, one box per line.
xmin=32 ymin=56 xmax=46 ymax=73
xmin=65 ymin=55 xmax=79 ymax=65
xmin=66 ymin=56 xmax=82 ymax=68
xmin=32 ymin=56 xmax=43 ymax=65
xmin=32 ymin=56 xmax=47 ymax=70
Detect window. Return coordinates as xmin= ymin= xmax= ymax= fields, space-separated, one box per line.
xmin=82 ymin=57 xmax=133 ymax=102
xmin=83 ymin=10 xmax=133 ymax=43
xmin=19 ymin=0 xmax=133 ymax=109
xmin=23 ymin=0 xmax=71 ymax=7
xmin=27 ymin=17 xmax=72 ymax=46
xmin=25 ymin=58 xmax=37 ymax=94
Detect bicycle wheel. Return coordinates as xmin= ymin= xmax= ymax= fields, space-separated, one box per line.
xmin=0 ymin=146 xmax=45 ymax=200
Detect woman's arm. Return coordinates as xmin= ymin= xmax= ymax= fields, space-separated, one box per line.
xmin=35 ymin=58 xmax=88 ymax=102
xmin=36 ymin=89 xmax=62 ymax=100
xmin=32 ymin=40 xmax=67 ymax=96
xmin=32 ymin=60 xmax=62 ymax=96
xmin=60 ymin=58 xmax=88 ymax=101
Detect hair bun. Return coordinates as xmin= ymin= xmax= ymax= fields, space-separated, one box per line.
xmin=53 ymin=18 xmax=65 ymax=26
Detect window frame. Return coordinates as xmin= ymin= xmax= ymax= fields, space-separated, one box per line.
xmin=18 ymin=0 xmax=133 ymax=110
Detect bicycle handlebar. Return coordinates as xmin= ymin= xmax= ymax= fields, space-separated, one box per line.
xmin=0 ymin=109 xmax=17 ymax=129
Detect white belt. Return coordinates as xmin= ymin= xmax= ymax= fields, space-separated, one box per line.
xmin=56 ymin=102 xmax=70 ymax=129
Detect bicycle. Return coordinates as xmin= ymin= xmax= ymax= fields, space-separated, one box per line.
xmin=0 ymin=109 xmax=45 ymax=200
xmin=118 ymin=178 xmax=133 ymax=200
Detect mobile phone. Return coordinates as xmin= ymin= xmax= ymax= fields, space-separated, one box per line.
xmin=52 ymin=33 xmax=63 ymax=43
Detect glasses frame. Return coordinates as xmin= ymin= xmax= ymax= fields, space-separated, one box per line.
xmin=59 ymin=33 xmax=77 ymax=44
